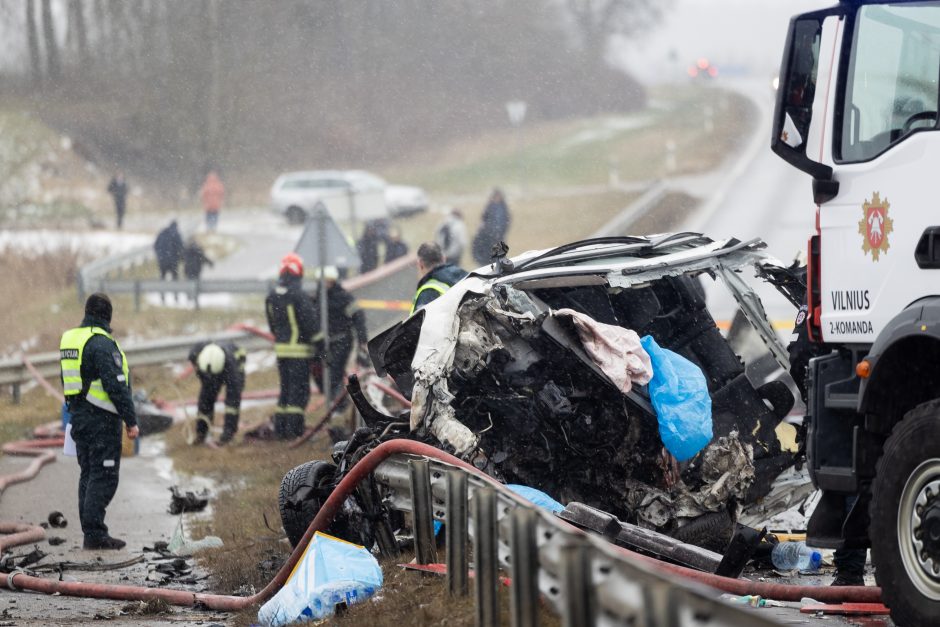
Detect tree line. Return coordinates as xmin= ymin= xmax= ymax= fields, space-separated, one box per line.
xmin=0 ymin=0 xmax=667 ymax=184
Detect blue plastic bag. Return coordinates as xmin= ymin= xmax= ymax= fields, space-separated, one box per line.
xmin=257 ymin=532 xmax=383 ymax=626
xmin=506 ymin=484 xmax=565 ymax=513
xmin=640 ymin=335 xmax=713 ymax=462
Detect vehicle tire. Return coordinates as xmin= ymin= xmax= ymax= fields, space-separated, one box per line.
xmin=671 ymin=510 xmax=734 ymax=553
xmin=278 ymin=460 xmax=336 ymax=547
xmin=871 ymin=399 xmax=940 ymax=626
xmin=286 ymin=206 xmax=306 ymax=225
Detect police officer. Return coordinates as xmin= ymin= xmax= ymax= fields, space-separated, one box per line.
xmin=60 ymin=293 xmax=138 ymax=550
xmin=411 ymin=241 xmax=468 ymax=314
xmin=265 ymin=253 xmax=317 ymax=439
xmin=310 ymin=266 xmax=368 ymax=401
xmin=187 ymin=341 xmax=246 ymax=445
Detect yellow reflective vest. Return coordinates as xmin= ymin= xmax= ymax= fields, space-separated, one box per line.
xmin=410 ymin=278 xmax=450 ymax=315
xmin=60 ymin=326 xmax=129 ymax=415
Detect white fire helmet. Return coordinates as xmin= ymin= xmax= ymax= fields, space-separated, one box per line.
xmin=197 ymin=343 xmax=226 ymax=375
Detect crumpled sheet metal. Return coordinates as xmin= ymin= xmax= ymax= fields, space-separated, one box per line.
xmin=626 ymin=434 xmax=755 ymax=529
xmin=553 ymin=308 xmax=653 ymax=394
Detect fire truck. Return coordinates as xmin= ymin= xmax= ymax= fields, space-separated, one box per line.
xmin=773 ymin=1 xmax=940 ymax=623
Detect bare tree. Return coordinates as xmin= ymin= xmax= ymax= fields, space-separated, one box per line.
xmin=25 ymin=0 xmax=42 ymax=85
xmin=39 ymin=0 xmax=59 ymax=81
xmin=68 ymin=0 xmax=90 ymax=68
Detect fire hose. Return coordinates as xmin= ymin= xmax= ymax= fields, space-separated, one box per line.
xmin=3 ymin=439 xmax=882 ymax=609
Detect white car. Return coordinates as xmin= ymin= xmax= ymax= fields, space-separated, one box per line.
xmin=270 ymin=170 xmax=427 ymax=225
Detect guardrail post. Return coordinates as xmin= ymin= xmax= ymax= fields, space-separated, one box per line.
xmin=408 ymin=459 xmax=436 ymax=565
xmin=509 ymin=507 xmax=538 ymax=627
xmin=446 ymin=470 xmax=468 ymax=596
xmin=473 ymin=486 xmax=499 ymax=627
xmin=560 ymin=536 xmax=595 ymax=627
xmin=11 ymin=383 xmax=21 ymax=404
xmin=133 ymin=281 xmax=142 ymax=312
xmin=193 ymin=280 xmax=201 ymax=311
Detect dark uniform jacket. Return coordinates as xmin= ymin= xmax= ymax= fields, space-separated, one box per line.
xmin=187 ymin=341 xmax=245 ymax=382
xmin=413 ymin=264 xmax=468 ymax=312
xmin=182 ymin=242 xmax=213 ymax=280
xmin=265 ymin=274 xmax=317 ymax=358
xmin=311 ymin=283 xmax=368 ymax=360
xmin=65 ymin=314 xmax=137 ymax=443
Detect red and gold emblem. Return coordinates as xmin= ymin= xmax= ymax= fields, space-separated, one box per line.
xmin=858 ymin=192 xmax=893 ymax=261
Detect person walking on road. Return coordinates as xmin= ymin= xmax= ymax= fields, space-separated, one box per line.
xmin=187 ymin=341 xmax=246 ymax=445
xmin=107 ymin=172 xmax=128 ymax=230
xmin=435 ymin=206 xmax=468 ymax=266
xmin=411 ymin=242 xmax=468 ymax=314
xmin=356 ymin=221 xmax=382 ymax=274
xmin=59 ymin=293 xmax=138 ymax=550
xmin=265 ymin=253 xmax=317 ymax=439
xmin=310 ymin=266 xmax=368 ymax=402
xmin=200 ymin=170 xmax=225 ymax=232
xmin=472 ymin=188 xmax=511 ymax=265
xmin=383 ymin=227 xmax=409 ymax=264
xmin=182 ymin=239 xmax=213 ymax=280
xmin=154 ymin=220 xmax=184 ymax=281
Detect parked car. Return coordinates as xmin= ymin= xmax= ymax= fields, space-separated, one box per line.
xmin=270 ymin=170 xmax=427 ymax=225
xmin=279 ymin=233 xmax=806 ymax=555
xmin=384 ymin=183 xmax=428 ymax=217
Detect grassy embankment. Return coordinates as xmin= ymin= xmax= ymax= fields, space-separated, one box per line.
xmin=0 ymin=84 xmax=756 ymax=624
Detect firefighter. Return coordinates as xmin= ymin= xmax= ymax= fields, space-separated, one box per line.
xmin=411 ymin=241 xmax=468 ymax=314
xmin=187 ymin=341 xmax=246 ymax=445
xmin=310 ymin=266 xmax=368 ymax=402
xmin=60 ymin=293 xmax=138 ymax=550
xmin=265 ymin=253 xmax=317 ymax=439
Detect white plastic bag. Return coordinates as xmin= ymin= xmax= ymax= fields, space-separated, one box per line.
xmin=258 ymin=532 xmax=382 ymax=626
xmin=63 ymin=423 xmax=77 ymax=457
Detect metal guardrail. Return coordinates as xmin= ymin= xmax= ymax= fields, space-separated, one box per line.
xmin=0 ymin=329 xmax=271 ymax=402
xmin=589 ymin=182 xmax=667 ymax=239
xmin=371 ymin=454 xmax=781 ymax=626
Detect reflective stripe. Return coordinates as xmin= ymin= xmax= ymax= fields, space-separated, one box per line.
xmin=277 ymin=405 xmax=306 ymax=414
xmin=286 ymin=304 xmax=299 ymax=345
xmin=274 ymin=342 xmax=314 ymax=358
xmin=61 ymin=369 xmax=81 ymax=378
xmin=224 ymin=407 xmax=239 ymax=415
xmin=86 ymin=394 xmax=118 ymax=414
xmin=63 ymin=381 xmax=83 ymax=392
xmin=410 ymin=279 xmax=451 ymax=315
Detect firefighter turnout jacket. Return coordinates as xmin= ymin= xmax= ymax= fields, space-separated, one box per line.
xmin=265 ymin=274 xmax=317 ymax=359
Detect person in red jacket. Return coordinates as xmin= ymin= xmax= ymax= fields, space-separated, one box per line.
xmin=200 ymin=170 xmax=225 ymax=232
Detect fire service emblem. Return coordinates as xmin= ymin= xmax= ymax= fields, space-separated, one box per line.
xmin=858 ymin=192 xmax=893 ymax=261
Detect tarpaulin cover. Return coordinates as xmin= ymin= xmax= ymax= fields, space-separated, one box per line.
xmin=640 ymin=335 xmax=713 ymax=462
xmin=257 ymin=532 xmax=383 ymax=626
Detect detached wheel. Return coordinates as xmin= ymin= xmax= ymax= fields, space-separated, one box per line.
xmin=871 ymin=399 xmax=940 ymax=626
xmin=671 ymin=510 xmax=734 ymax=553
xmin=278 ymin=460 xmax=336 ymax=547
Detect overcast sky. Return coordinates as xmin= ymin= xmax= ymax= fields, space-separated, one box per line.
xmin=614 ymin=0 xmax=833 ymax=83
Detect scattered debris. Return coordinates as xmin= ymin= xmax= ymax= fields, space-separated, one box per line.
xmin=121 ymin=599 xmax=171 ymax=615
xmin=16 ymin=547 xmax=47 ymax=568
xmin=168 ymin=486 xmax=210 ymax=515
xmin=47 ymin=536 xmax=66 ymax=546
xmin=47 ymin=511 xmax=67 ymax=528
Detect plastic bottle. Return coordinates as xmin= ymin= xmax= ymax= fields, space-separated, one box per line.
xmin=771 ymin=541 xmax=822 ymax=572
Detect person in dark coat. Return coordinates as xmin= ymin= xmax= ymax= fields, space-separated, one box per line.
xmin=384 ymin=227 xmax=409 ymax=264
xmin=187 ymin=341 xmax=245 ymax=445
xmin=182 ymin=240 xmax=214 ymax=280
xmin=356 ymin=221 xmax=382 ymax=274
xmin=472 ymin=188 xmax=511 ymax=265
xmin=107 ymin=172 xmax=128 ymax=230
xmin=310 ymin=266 xmax=368 ymax=402
xmin=265 ymin=253 xmax=317 ymax=439
xmin=411 ymin=242 xmax=468 ymax=314
xmin=59 ymin=293 xmax=138 ymax=550
xmin=154 ymin=221 xmax=184 ymax=281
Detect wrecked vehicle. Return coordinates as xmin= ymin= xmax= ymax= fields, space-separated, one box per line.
xmin=279 ymin=234 xmax=806 ymax=555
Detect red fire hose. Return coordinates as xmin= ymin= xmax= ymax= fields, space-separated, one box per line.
xmin=5 ymin=439 xmax=883 ymax=609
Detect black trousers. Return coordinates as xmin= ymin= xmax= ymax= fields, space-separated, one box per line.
xmin=274 ymin=358 xmax=309 ymax=438
xmin=74 ymin=424 xmax=123 ymax=541
xmin=196 ymin=370 xmax=245 ymax=440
